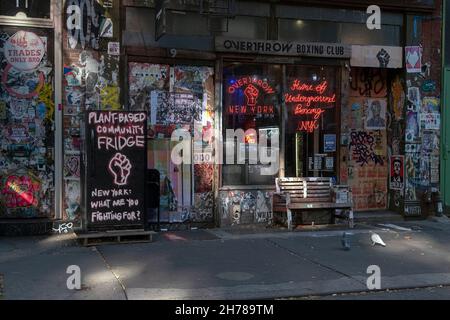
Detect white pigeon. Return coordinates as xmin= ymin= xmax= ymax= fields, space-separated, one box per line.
xmin=371 ymin=232 xmax=386 ymax=247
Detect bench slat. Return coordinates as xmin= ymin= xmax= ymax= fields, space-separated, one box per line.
xmin=287 ymin=203 xmax=352 ymax=210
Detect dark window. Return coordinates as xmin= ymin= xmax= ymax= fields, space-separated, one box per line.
xmin=284 ymin=65 xmax=338 ymax=180
xmin=0 ymin=0 xmax=51 ymax=19
xmin=222 ymin=63 xmax=282 ymax=185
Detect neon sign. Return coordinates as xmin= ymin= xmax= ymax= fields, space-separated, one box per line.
xmin=285 ymin=79 xmax=336 ymax=133
xmin=228 ymin=105 xmax=275 ymax=115
xmin=226 ymin=76 xmax=276 ymax=117
xmin=227 ymin=77 xmax=275 ymax=95
xmin=297 ymin=121 xmax=319 ymax=133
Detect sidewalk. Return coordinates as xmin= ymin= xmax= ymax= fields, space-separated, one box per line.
xmin=2 ymin=218 xmax=450 ymax=300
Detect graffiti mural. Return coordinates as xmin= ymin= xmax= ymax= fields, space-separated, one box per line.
xmin=0 ymin=28 xmax=54 ymax=218
xmin=219 ymin=190 xmax=273 ymax=226
xmin=350 ymin=68 xmax=387 ymax=98
xmin=349 ymin=131 xmax=385 ymax=167
xmin=345 ymin=67 xmax=389 ymax=211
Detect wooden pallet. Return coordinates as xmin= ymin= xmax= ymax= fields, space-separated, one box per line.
xmin=76 ymin=229 xmax=156 ymax=246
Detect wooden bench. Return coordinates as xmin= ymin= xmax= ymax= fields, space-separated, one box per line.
xmin=272 ymin=177 xmax=353 ymax=230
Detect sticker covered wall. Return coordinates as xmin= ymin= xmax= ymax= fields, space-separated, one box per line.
xmin=62 ymin=0 xmax=121 ymax=228
xmin=0 ymin=27 xmax=55 ymax=218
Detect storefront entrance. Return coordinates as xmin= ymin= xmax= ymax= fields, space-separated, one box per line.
xmin=127 ymin=61 xmax=215 ymax=227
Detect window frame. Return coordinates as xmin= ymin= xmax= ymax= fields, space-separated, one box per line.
xmin=220 ymin=59 xmax=342 ymax=187
xmin=0 ymin=0 xmax=54 ymax=29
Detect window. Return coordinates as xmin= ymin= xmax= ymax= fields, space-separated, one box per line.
xmin=0 ymin=0 xmax=51 ymax=19
xmin=284 ymin=65 xmax=338 ymax=180
xmin=278 ymin=19 xmax=339 ymax=43
xmin=278 ymin=19 xmax=402 ymax=46
xmin=222 ymin=63 xmax=282 ymax=185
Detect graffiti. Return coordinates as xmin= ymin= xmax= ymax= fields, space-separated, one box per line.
xmin=1 ymin=173 xmax=40 ymax=209
xmin=64 ymin=155 xmax=81 ymax=179
xmin=52 ymin=222 xmax=74 ymax=234
xmin=191 ymin=192 xmax=213 ymax=222
xmin=350 ymin=68 xmax=387 ymax=97
xmin=349 ymin=131 xmax=384 ymax=166
xmin=255 ymin=191 xmax=272 ymax=223
xmin=66 ymin=0 xmax=105 ymax=50
xmin=64 ymin=180 xmax=81 ymax=221
xmin=108 ymin=153 xmax=132 ymax=186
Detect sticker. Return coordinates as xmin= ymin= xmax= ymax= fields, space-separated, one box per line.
xmin=422 ymin=80 xmax=437 ymax=93
xmin=108 ymin=42 xmax=120 ymax=55
xmin=420 ymin=113 xmax=440 ymax=130
xmin=390 ymin=155 xmax=404 ymax=191
xmin=4 ymin=31 xmax=45 ymax=71
xmin=405 ymin=46 xmax=422 ymax=73
xmin=365 ymin=98 xmax=387 ymax=130
xmin=407 ymin=87 xmax=421 ymax=108
xmin=100 ymin=18 xmax=113 ymax=38
xmin=421 ymin=97 xmax=439 ymax=113
xmin=323 ymin=134 xmax=336 ymax=152
xmin=2 ymin=64 xmax=45 ymax=99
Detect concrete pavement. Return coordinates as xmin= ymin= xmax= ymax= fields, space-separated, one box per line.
xmin=2 ymin=218 xmax=450 ymax=300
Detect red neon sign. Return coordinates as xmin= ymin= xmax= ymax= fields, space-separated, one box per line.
xmin=297 ymin=121 xmax=319 ymax=133
xmin=228 ymin=105 xmax=275 ymax=115
xmin=285 ymin=79 xmax=336 ymax=133
xmin=227 ymin=76 xmax=275 ymax=95
xmin=226 ymin=76 xmax=276 ymax=116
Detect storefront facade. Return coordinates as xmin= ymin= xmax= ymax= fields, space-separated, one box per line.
xmin=0 ymin=0 xmax=443 ymax=234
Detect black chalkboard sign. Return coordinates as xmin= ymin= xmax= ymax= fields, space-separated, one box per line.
xmin=85 ymin=111 xmax=147 ymax=230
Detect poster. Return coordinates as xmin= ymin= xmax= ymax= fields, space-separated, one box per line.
xmin=405 ymin=46 xmax=422 ymax=73
xmin=406 ymin=111 xmax=420 ymax=143
xmin=4 ymin=31 xmax=45 ymax=71
xmin=390 ymin=156 xmax=404 ymax=191
xmin=407 ymin=87 xmax=421 ymax=109
xmin=365 ymin=98 xmax=387 ymax=130
xmin=85 ymin=111 xmax=147 ymax=230
xmin=107 ymin=42 xmax=120 ymax=55
xmin=421 ymin=97 xmax=440 ymax=113
xmin=350 ymin=45 xmax=403 ymax=69
xmin=323 ymin=134 xmax=336 ymax=152
xmin=420 ymin=113 xmax=440 ymax=130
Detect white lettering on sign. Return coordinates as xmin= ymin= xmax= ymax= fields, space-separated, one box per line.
xmin=216 ymin=37 xmax=351 ymax=58
xmin=5 ymin=31 xmax=45 ymax=71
